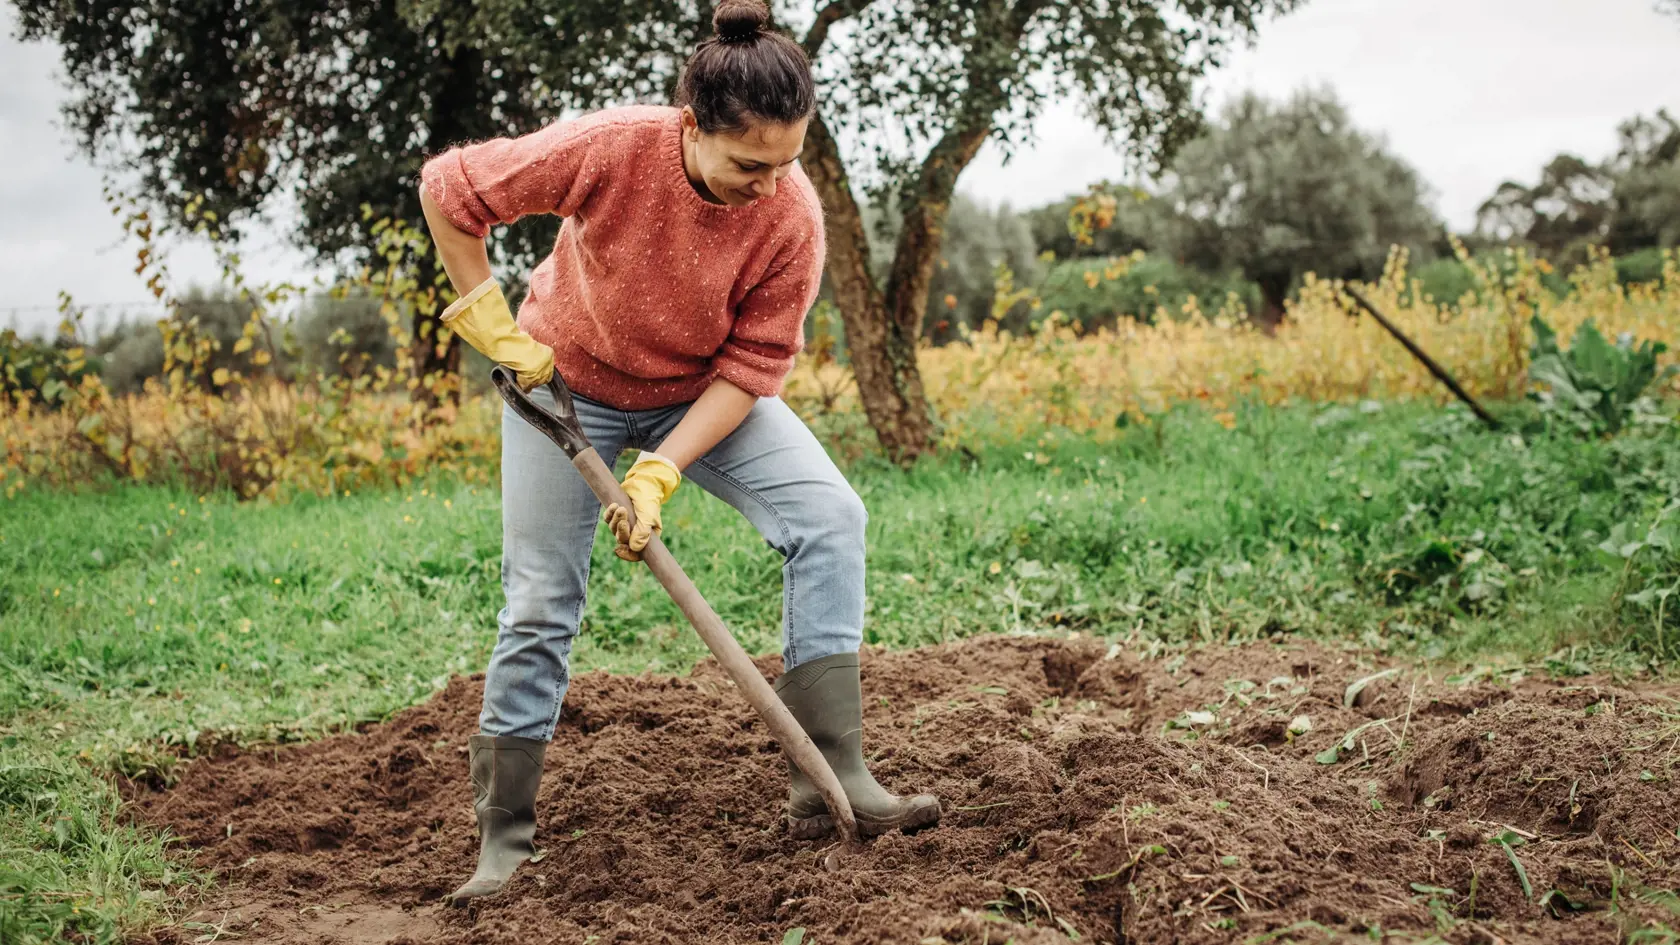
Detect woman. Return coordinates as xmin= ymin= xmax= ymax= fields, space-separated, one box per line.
xmin=418 ymin=0 xmax=940 ymax=905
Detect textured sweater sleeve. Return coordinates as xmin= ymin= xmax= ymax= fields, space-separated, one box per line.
xmin=420 ymin=114 xmax=617 ymax=238
xmin=712 ymin=225 xmax=825 ymax=398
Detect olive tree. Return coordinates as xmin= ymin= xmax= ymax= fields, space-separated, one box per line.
xmin=14 ymin=0 xmax=1300 ymax=459
xmin=1160 ymin=88 xmax=1440 ymax=331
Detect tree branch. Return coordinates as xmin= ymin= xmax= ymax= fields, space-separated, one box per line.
xmin=802 ymin=0 xmax=874 ymax=57
xmin=799 ymin=109 xmax=937 ymax=458
xmin=881 ymin=0 xmax=1047 ymax=336
xmin=800 ymin=111 xmax=883 ymax=310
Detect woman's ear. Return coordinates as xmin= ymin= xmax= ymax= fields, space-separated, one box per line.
xmin=679 ymin=106 xmax=700 ymax=140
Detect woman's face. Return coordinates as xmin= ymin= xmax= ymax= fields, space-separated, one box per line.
xmin=681 ymin=107 xmax=808 ymax=207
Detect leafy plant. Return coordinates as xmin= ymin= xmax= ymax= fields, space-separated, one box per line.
xmin=0 ymin=194 xmax=495 ymax=501
xmin=1527 ymin=314 xmax=1676 ymax=435
xmin=1489 ymin=830 xmax=1533 ymax=899
xmin=1600 ymin=501 xmax=1680 ymax=655
xmin=1034 ymin=252 xmax=1259 ymax=331
xmin=0 ymin=326 xmax=96 ymax=406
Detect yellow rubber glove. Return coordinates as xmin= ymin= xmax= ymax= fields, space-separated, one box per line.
xmin=604 ymin=452 xmax=682 ymax=561
xmin=439 ymin=278 xmax=554 ymax=391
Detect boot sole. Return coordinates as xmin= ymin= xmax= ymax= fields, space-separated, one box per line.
xmin=444 ymin=879 xmax=506 ymax=906
xmin=789 ymin=801 xmax=942 ymax=840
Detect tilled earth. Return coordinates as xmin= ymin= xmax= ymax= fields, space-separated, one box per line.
xmin=128 ymin=634 xmax=1680 ymax=944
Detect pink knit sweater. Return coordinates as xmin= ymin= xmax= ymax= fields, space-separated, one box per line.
xmin=420 ymin=105 xmax=826 ymax=409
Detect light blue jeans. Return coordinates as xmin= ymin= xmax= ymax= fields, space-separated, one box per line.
xmin=482 ymin=386 xmax=868 ymax=740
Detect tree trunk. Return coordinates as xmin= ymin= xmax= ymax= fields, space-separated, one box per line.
xmin=799 ymin=116 xmax=994 ymax=463
xmin=409 ymin=16 xmax=484 ymax=406
xmin=799 ymin=115 xmax=937 ymax=463
xmin=1252 ymin=270 xmax=1291 ymax=335
xmin=883 ymin=125 xmax=992 ymax=354
xmin=794 ymin=0 xmax=1033 ymax=463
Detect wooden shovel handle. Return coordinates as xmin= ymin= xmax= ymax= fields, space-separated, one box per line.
xmin=489 ymin=367 xmax=861 ymax=853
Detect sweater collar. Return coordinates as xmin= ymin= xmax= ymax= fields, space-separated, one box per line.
xmin=662 ymin=109 xmax=780 ymax=218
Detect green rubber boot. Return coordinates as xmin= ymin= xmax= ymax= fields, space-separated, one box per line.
xmin=445 ymin=734 xmax=546 ymax=905
xmin=773 ymin=653 xmax=941 ymax=840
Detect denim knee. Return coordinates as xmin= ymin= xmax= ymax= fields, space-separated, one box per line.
xmin=798 ymin=482 xmax=867 ymax=553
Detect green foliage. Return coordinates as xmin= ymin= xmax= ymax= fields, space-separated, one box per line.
xmin=1158 ymin=87 xmax=1442 ymax=324
xmin=927 ymin=199 xmax=1046 ymax=341
xmin=86 ymin=287 xmax=279 ymax=394
xmin=1527 ymin=315 xmax=1677 ymax=435
xmin=1035 ymin=254 xmax=1259 ymax=329
xmin=89 ymin=319 xmax=166 ymax=396
xmin=1476 ymin=154 xmax=1614 ymax=271
xmin=289 ymin=291 xmax=400 ymax=379
xmin=1597 ymin=500 xmax=1680 ymax=656
xmin=1404 ymin=252 xmax=1575 ymax=310
xmin=9 ymin=402 xmax=1680 ymax=936
xmin=1616 ymin=247 xmax=1670 ymax=287
xmin=865 ymin=196 xmax=1045 ymax=341
xmin=1476 ymin=108 xmax=1680 ymax=265
xmin=0 ymin=330 xmax=95 ymax=405
xmin=1024 ymin=190 xmax=1163 ymax=262
xmin=0 ymin=743 xmax=190 ymax=945
xmin=1605 ymin=109 xmax=1680 ymax=253
xmin=9 ymin=0 xmax=562 ymax=281
xmin=1409 ymin=258 xmax=1480 ymax=309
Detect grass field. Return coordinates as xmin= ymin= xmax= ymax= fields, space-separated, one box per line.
xmin=3 ymin=399 xmax=1679 ymax=942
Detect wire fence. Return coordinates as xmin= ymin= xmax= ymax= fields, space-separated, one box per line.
xmin=0 ymin=295 xmax=405 ymax=342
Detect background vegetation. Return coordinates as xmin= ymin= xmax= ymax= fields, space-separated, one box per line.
xmin=3 ymin=2 xmax=1680 ymax=943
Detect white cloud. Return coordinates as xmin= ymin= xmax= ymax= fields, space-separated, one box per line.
xmin=0 ymin=6 xmax=320 ymax=337
xmin=3 ymin=1 xmax=1678 ymax=335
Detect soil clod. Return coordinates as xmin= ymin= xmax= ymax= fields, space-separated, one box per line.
xmin=131 ymin=636 xmax=1680 ymax=944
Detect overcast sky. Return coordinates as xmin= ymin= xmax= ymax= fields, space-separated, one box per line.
xmin=3 ymin=0 xmax=1678 ymax=336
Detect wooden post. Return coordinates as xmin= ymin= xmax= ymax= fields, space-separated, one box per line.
xmin=1343 ymin=286 xmax=1502 ymax=431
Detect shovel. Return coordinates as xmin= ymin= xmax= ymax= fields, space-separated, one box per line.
xmin=488 ymin=365 xmax=861 ymax=865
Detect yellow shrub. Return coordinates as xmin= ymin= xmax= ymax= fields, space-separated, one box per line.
xmin=1 ymin=374 xmax=502 ymax=500
xmin=4 ymin=235 xmax=1676 ymax=500
xmin=0 ymin=202 xmax=504 ymax=501
xmin=784 ymin=245 xmax=1680 ymax=447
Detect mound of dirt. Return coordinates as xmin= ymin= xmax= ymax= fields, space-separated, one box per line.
xmin=128 ymin=635 xmax=1680 ymax=945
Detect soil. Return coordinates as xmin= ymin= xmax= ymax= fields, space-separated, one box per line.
xmin=127 ymin=634 xmax=1680 ymax=945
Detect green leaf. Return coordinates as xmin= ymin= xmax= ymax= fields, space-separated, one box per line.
xmin=1626 ymin=588 xmax=1666 ymax=608
xmin=1539 ymin=889 xmax=1588 ymax=916
xmin=1528 ymin=313 xmax=1676 ymax=435
xmin=1568 ymin=319 xmax=1621 ymax=393
xmin=782 ymin=928 xmax=807 ymax=945
xmin=1597 ymin=523 xmax=1643 ymax=559
xmin=1489 ymin=829 xmax=1528 ymax=849
xmin=1529 ymin=314 xmax=1560 ymax=357
xmin=1527 ymin=353 xmax=1581 ymax=403
xmin=1315 ymin=745 xmax=1341 ymax=765
xmin=1344 ymin=668 xmax=1399 ymax=708
xmin=1496 ymin=839 xmax=1533 ymax=899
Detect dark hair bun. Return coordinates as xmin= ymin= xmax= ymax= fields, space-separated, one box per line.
xmin=713 ymin=0 xmax=769 ymax=43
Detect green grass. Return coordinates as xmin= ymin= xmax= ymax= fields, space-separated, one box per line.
xmin=2 ymin=399 xmax=1678 ymax=942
